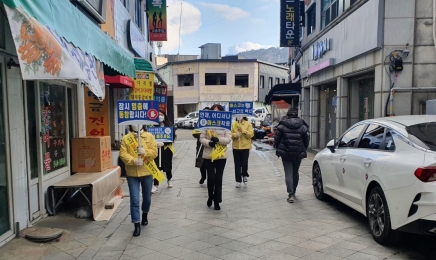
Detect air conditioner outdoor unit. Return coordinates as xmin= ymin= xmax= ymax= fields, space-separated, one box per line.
xmin=426 ymin=99 xmax=436 ymax=115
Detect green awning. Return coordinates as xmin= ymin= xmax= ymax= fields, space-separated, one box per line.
xmin=2 ymin=0 xmax=135 ymax=78
xmin=134 ymin=58 xmax=154 ymax=72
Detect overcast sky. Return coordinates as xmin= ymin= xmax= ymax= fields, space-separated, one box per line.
xmin=160 ymin=0 xmax=281 ymax=56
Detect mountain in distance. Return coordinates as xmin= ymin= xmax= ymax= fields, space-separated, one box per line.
xmin=233 ymin=47 xmax=289 ymax=64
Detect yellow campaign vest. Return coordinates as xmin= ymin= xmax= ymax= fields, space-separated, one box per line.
xmin=125 ymin=132 xmax=166 ymax=182
xmin=208 ymin=130 xmax=226 ymax=162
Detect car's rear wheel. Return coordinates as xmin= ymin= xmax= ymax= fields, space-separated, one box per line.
xmin=367 ymin=186 xmax=400 ymax=245
xmin=312 ymin=163 xmax=325 ymax=200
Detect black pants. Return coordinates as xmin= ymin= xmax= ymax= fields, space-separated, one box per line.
xmin=204 ymin=159 xmax=226 ymax=203
xmin=233 ymin=149 xmax=250 ymax=183
xmin=154 ymin=171 xmax=172 ymax=186
xmin=200 ymin=163 xmax=207 ymax=180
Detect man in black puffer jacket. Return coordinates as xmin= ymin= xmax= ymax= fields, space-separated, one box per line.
xmin=274 ymin=108 xmax=309 ymax=203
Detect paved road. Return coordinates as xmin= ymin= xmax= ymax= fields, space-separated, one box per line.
xmin=0 ymin=138 xmax=435 ymax=259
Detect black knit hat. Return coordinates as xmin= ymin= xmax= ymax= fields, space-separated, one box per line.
xmin=286 ymin=108 xmax=298 ymax=117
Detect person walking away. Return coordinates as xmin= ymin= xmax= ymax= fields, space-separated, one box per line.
xmin=200 ymin=104 xmax=232 ymax=210
xmin=231 ymin=117 xmax=254 ymax=188
xmin=120 ymin=125 xmax=158 ymax=236
xmin=273 ymin=108 xmax=309 ymax=203
xmin=152 ymin=110 xmax=175 ymax=193
xmin=193 ymin=107 xmax=210 ymax=184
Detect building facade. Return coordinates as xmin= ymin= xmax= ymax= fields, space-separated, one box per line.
xmin=295 ymin=0 xmax=436 ymax=149
xmin=0 ymin=0 xmax=152 ymax=246
xmin=157 ymin=59 xmax=288 ymax=116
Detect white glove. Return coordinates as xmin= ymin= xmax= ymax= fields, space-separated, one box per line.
xmin=134 ymin=158 xmax=144 ymax=166
xmin=157 ymin=142 xmax=164 ymax=148
xmin=237 ymin=132 xmax=241 ymax=138
xmin=137 ymin=147 xmax=146 ymax=155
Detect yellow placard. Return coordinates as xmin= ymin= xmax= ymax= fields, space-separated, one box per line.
xmin=129 ymin=72 xmax=154 ymax=100
xmin=84 ymin=87 xmax=110 ymax=136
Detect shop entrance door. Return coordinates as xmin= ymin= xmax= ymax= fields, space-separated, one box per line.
xmin=325 ymin=86 xmax=337 ymax=145
xmin=25 ymin=81 xmax=41 ymax=221
xmin=0 ymin=61 xmax=12 ymax=239
xmin=358 ymin=79 xmax=374 ymax=121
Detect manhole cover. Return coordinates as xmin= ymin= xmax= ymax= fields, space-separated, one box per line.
xmin=25 ymin=227 xmax=63 ymax=243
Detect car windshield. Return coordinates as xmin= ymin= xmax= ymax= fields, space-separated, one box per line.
xmin=406 ymin=122 xmax=436 ymax=151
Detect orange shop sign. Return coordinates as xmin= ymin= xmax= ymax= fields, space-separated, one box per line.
xmin=84 ymin=88 xmax=110 ymax=136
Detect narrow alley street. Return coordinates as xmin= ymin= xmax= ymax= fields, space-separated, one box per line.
xmin=0 ymin=132 xmax=435 ymax=259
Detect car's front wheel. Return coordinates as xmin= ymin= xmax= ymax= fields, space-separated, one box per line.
xmin=312 ymin=163 xmax=326 ymax=200
xmin=367 ymin=186 xmax=400 ymax=245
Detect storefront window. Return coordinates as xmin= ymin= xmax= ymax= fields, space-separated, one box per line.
xmin=0 ymin=68 xmax=10 ymax=235
xmin=26 ymin=81 xmax=38 ymax=179
xmin=39 ymin=83 xmax=67 ymax=174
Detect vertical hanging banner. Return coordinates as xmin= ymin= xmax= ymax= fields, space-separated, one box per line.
xmin=148 ymin=0 xmax=167 ymax=41
xmin=129 ymin=72 xmax=154 ymax=100
xmin=154 ymin=85 xmax=167 ymax=112
xmin=280 ymin=0 xmax=300 ymax=47
xmin=84 ymin=87 xmax=110 ymax=136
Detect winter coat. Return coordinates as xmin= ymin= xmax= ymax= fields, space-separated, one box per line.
xmin=200 ymin=129 xmax=232 ymax=160
xmin=231 ymin=120 xmax=254 ymax=150
xmin=120 ymin=131 xmax=158 ymax=177
xmin=274 ymin=117 xmax=309 ymax=159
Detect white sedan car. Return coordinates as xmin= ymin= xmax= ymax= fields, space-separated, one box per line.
xmin=312 ymin=115 xmax=436 ymax=245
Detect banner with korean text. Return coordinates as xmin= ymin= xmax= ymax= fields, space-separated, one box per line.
xmin=229 ymin=102 xmax=253 ymax=116
xmin=154 ymin=85 xmax=167 ymax=112
xmin=197 ymin=110 xmax=232 ymax=131
xmin=147 ymin=127 xmax=173 ymax=142
xmin=129 ymin=72 xmax=154 ymax=100
xmin=117 ymin=101 xmax=160 ymax=125
xmin=280 ymin=0 xmax=300 ymax=47
xmin=148 ymin=0 xmax=167 ymax=41
xmin=84 ymin=87 xmax=110 ymax=136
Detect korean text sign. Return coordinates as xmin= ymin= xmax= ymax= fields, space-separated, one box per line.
xmin=84 ymin=87 xmax=110 ymax=136
xmin=197 ymin=110 xmax=232 ymax=131
xmin=117 ymin=101 xmax=159 ymax=125
xmin=148 ymin=0 xmax=167 ymax=41
xmin=229 ymin=102 xmax=253 ymax=116
xmin=147 ymin=127 xmax=173 ymax=142
xmin=280 ymin=0 xmax=300 ymax=47
xmin=129 ymin=72 xmax=154 ymax=100
xmin=154 ymin=85 xmax=167 ymax=112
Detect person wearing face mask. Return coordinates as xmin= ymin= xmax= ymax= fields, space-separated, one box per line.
xmin=200 ymin=104 xmax=232 ymax=210
xmin=231 ymin=116 xmax=254 ymax=188
xmin=152 ymin=110 xmax=175 ymax=193
xmin=119 ymin=125 xmax=158 ymax=236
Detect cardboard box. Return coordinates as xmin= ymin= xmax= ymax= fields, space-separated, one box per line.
xmin=72 ymin=136 xmax=112 ymax=173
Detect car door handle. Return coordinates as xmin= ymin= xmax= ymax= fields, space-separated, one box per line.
xmin=340 ymin=155 xmax=346 ymax=162
xmin=364 ymin=159 xmax=373 ymax=167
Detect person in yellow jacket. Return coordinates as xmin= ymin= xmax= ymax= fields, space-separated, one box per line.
xmin=231 ymin=117 xmax=254 ymax=188
xmin=120 ymin=125 xmax=158 ymax=237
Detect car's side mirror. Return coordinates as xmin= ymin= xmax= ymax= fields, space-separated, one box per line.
xmin=326 ymin=139 xmax=336 ymax=153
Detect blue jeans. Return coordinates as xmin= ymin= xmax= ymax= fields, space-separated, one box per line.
xmin=282 ymin=158 xmax=301 ymax=197
xmin=127 ymin=175 xmax=153 ymax=223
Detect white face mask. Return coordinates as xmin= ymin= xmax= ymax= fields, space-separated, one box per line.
xmin=131 ymin=125 xmax=143 ymax=133
xmin=159 ymin=116 xmax=165 ymax=122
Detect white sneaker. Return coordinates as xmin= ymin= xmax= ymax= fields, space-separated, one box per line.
xmin=236 ymin=182 xmax=241 ymax=188
xmin=168 ymin=180 xmax=173 ymax=188
xmin=151 ymin=185 xmax=158 ymax=194
xmin=243 ymin=177 xmax=248 ymax=184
